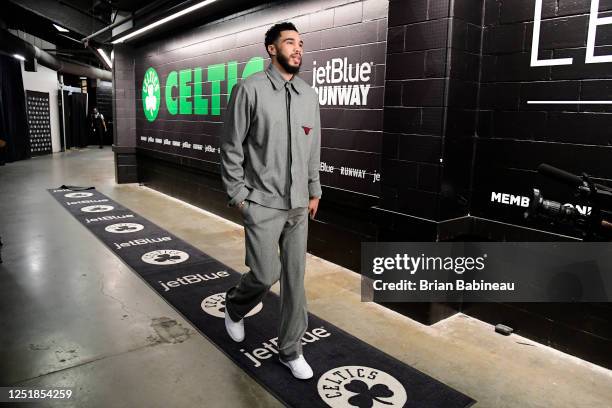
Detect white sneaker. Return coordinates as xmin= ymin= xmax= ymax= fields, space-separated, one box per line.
xmin=280 ymin=355 xmax=313 ymax=379
xmin=224 ymin=309 xmax=244 ymax=342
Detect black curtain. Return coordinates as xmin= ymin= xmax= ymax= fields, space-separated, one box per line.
xmin=60 ymin=90 xmax=71 ymax=149
xmin=0 ymin=54 xmax=30 ymax=163
xmin=61 ymin=91 xmax=88 ymax=149
xmin=71 ymin=93 xmax=87 ymax=148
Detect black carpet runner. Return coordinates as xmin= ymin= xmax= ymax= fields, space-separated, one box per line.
xmin=49 ymin=187 xmax=476 ymax=408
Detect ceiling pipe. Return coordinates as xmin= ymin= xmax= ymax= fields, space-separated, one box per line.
xmin=81 ymin=0 xmax=175 ymax=42
xmin=0 ymin=28 xmax=112 ymax=81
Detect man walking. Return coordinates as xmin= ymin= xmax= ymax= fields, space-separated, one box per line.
xmin=90 ymin=107 xmax=107 ymax=148
xmin=220 ymin=22 xmax=321 ymax=380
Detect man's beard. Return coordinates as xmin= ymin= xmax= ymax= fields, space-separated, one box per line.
xmin=277 ymin=52 xmax=301 ymax=74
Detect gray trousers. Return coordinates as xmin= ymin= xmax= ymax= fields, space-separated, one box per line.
xmin=225 ymin=199 xmax=309 ymax=362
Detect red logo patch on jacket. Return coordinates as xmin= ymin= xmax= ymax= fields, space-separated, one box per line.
xmin=302 ymin=126 xmax=312 ymax=135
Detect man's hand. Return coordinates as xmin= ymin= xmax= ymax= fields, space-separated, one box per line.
xmin=308 ymin=197 xmax=320 ymax=219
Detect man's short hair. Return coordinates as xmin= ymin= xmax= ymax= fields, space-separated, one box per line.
xmin=264 ymin=22 xmax=298 ymax=56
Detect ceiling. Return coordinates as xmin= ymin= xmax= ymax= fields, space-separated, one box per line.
xmin=2 ymin=0 xmax=264 ymax=71
xmin=3 ymin=0 xmax=185 ymax=69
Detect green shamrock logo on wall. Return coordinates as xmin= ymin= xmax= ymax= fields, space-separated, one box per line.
xmin=142 ymin=67 xmax=161 ymax=122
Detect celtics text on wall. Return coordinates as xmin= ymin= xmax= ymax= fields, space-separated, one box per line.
xmin=134 ymin=0 xmax=388 ymax=199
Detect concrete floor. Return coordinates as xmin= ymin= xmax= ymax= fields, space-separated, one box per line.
xmin=0 ymin=148 xmax=610 ymax=408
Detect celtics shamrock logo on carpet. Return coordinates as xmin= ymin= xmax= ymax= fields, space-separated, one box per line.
xmin=81 ymin=205 xmax=114 ymax=213
xmin=317 ymin=366 xmax=407 ymax=408
xmin=65 ymin=192 xmax=93 ymax=198
xmin=201 ymin=292 xmax=263 ymax=318
xmin=141 ymin=249 xmax=189 ymax=265
xmin=105 ymin=223 xmax=145 ymax=234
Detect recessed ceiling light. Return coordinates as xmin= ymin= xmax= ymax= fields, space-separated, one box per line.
xmin=112 ymin=0 xmax=218 ymax=44
xmin=53 ymin=23 xmax=69 ymax=33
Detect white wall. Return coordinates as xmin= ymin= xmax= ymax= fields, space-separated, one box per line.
xmin=20 ymin=62 xmax=62 ymax=153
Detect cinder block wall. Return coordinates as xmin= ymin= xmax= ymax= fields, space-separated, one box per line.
xmin=473 ymin=0 xmax=612 ymax=232
xmin=112 ymin=0 xmax=612 ymax=368
xmin=381 ymin=0 xmax=451 ymax=224
xmin=115 ymin=0 xmax=390 ymax=271
xmin=378 ymin=0 xmax=484 ymax=236
xmin=466 ymin=0 xmax=612 ymax=371
xmin=112 ymin=44 xmax=138 ymax=183
xmin=378 ymin=0 xmax=612 ymax=369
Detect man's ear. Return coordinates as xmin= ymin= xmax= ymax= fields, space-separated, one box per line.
xmin=267 ymin=44 xmax=276 ymax=57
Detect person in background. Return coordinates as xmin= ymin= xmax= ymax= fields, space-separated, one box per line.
xmin=91 ymin=107 xmax=107 ymax=148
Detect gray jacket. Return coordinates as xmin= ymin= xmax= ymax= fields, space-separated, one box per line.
xmin=220 ymin=62 xmax=322 ymax=210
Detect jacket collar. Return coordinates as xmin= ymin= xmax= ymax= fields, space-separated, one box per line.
xmin=265 ymin=62 xmax=303 ymax=94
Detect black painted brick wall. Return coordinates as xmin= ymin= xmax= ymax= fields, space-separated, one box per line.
xmin=381 ymin=0 xmax=612 ymax=368
xmin=471 ymin=0 xmax=612 ymax=370
xmin=379 ymin=0 xmax=483 ymax=233
xmin=113 ymin=44 xmax=138 ymax=183
xmin=475 ymin=0 xmax=612 ymax=232
xmin=114 ymin=0 xmax=612 ymax=366
xmin=112 ymin=44 xmax=136 ymax=149
xmin=439 ymin=1 xmax=483 ymax=219
xmin=380 ymin=0 xmax=449 ymax=232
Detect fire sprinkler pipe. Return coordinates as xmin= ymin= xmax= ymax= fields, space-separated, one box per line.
xmin=81 ymin=0 xmax=175 ymax=43
xmin=0 ymin=28 xmax=112 ymax=81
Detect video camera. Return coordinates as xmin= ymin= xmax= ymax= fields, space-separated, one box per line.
xmin=525 ymin=164 xmax=612 ymax=241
